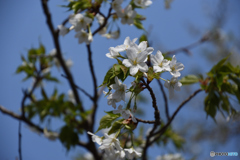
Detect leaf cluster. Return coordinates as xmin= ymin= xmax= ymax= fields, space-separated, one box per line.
xmin=202 ymin=56 xmax=240 ymax=119
xmin=16 ymin=43 xmax=58 ymax=82
xmin=99 ymin=63 xmax=129 ymax=90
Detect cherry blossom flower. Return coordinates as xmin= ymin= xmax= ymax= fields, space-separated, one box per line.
xmin=101 ymin=133 xmax=122 ymax=150
xmin=164 ymin=77 xmax=182 ymax=99
xmin=113 ymin=105 xmax=137 ymax=123
xmin=151 ymin=50 xmax=171 ymax=73
xmin=112 ymin=0 xmax=123 ymax=17
xmin=132 ymin=41 xmax=154 ymax=55
xmin=156 ymin=153 xmax=184 ymax=160
xmin=169 ymin=55 xmax=184 ymax=77
xmin=114 ymin=36 xmax=138 ymax=52
xmin=49 ymin=49 xmax=73 ymax=70
xmin=57 ymin=25 xmax=69 ymax=37
xmin=69 ymin=13 xmax=92 ymax=31
xmin=82 ymin=153 xmax=94 ymax=160
xmin=98 ymin=27 xmax=107 ymax=35
xmin=99 ymin=133 xmax=125 ymax=159
xmin=65 ymin=59 xmax=73 ymax=68
xmin=103 ymin=30 xmax=120 ymax=39
xmin=75 ymin=30 xmax=93 ymax=44
xmin=134 ymin=0 xmax=152 ymax=8
xmin=103 ymin=91 xmax=121 ymax=109
xmin=95 ymin=14 xmax=107 ymax=35
xmin=68 ymin=90 xmax=76 ymax=104
xmin=122 ymin=48 xmax=148 ymax=76
xmin=121 ymin=5 xmax=137 ymax=25
xmin=96 ymin=13 xmax=104 ymax=25
xmin=111 ymin=76 xmax=127 ymax=101
xmin=43 ymin=128 xmax=59 ymax=141
xmin=124 ymin=147 xmax=142 ymax=160
xmin=87 ymin=132 xmax=102 ymax=145
xmin=106 ymin=47 xmax=120 ymax=59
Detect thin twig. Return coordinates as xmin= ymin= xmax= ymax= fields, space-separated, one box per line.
xmin=18 ymin=121 xmax=22 ymax=160
xmin=141 ymin=78 xmax=161 ymax=160
xmin=166 ymin=36 xmax=209 ymax=55
xmin=157 ymin=79 xmax=170 ymax=121
xmin=0 ymin=105 xmax=43 ymax=133
xmin=149 ymin=89 xmax=203 ymax=145
xmin=86 ymin=44 xmax=98 ymax=131
xmin=85 ymin=44 xmax=103 ymax=160
xmin=92 ymin=4 xmax=112 ymax=36
xmin=0 ymin=105 xmax=86 ymax=147
xmin=136 ymin=118 xmax=156 ymax=124
xmin=61 ymin=74 xmax=93 ymax=100
xmin=41 ymin=0 xmax=84 ymax=112
xmin=141 ymin=78 xmax=161 ymax=124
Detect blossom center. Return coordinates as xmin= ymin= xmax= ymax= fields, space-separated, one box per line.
xmin=132 ymin=59 xmax=138 ymax=65
xmin=159 ymin=62 xmax=163 ymax=67
xmin=82 ymin=32 xmax=88 ymax=38
xmin=171 ymin=65 xmax=176 ymax=71
xmin=124 ymin=15 xmax=129 ymax=20
xmin=138 ymin=0 xmax=143 ymax=4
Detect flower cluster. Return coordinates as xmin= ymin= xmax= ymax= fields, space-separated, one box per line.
xmin=69 ymin=13 xmax=93 ymax=44
xmin=88 ymin=132 xmax=141 ymax=160
xmin=106 ymin=36 xmax=184 ymax=99
xmin=103 ymin=76 xmax=136 ymax=122
xmin=57 ymin=0 xmax=153 ymax=42
xmin=88 ymin=36 xmax=184 ymax=159
xmin=57 ymin=13 xmax=93 ymax=44
xmin=112 ymin=0 xmax=152 ymax=25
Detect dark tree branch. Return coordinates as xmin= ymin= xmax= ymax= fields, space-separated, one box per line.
xmin=0 ymin=105 xmax=44 ymax=133
xmin=150 ymin=89 xmax=203 ymax=145
xmin=92 ymin=4 xmax=112 ymax=36
xmin=85 ymin=44 xmax=103 ymax=160
xmin=41 ymin=0 xmax=84 ymax=112
xmin=141 ymin=78 xmax=161 ymax=160
xmin=61 ymin=74 xmax=93 ymax=100
xmin=166 ymin=35 xmax=209 ymax=55
xmin=86 ymin=44 xmax=98 ymax=131
xmin=18 ymin=121 xmax=22 ymax=160
xmin=0 ymin=105 xmax=86 ymax=147
xmin=136 ymin=118 xmax=156 ymax=124
xmin=21 ymin=74 xmax=41 ymax=117
xmin=157 ymin=79 xmax=170 ymax=121
xmin=98 ymin=11 xmax=106 ymax=19
xmin=141 ymin=78 xmax=161 ymax=125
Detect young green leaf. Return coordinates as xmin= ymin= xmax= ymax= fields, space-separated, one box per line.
xmin=179 ymin=75 xmax=199 ymax=85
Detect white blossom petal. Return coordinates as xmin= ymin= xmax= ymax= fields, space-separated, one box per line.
xmin=137 ymin=62 xmax=148 ymax=72
xmin=130 ymin=66 xmax=139 ymax=75
xmin=123 ymin=59 xmax=133 ymax=67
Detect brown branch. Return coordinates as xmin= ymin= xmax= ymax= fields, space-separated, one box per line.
xmin=136 ymin=118 xmax=156 ymax=124
xmin=166 ymin=35 xmax=209 ymax=55
xmin=157 ymin=79 xmax=170 ymax=121
xmin=18 ymin=121 xmax=22 ymax=160
xmin=41 ymin=0 xmax=84 ymax=112
xmin=141 ymin=78 xmax=161 ymax=160
xmin=149 ymin=89 xmax=203 ymax=145
xmin=92 ymin=4 xmax=112 ymax=36
xmin=86 ymin=44 xmax=98 ymax=131
xmin=61 ymin=74 xmax=93 ymax=100
xmin=141 ymin=78 xmax=161 ymax=125
xmin=0 ymin=105 xmax=44 ymax=133
xmin=0 ymin=105 xmax=86 ymax=147
xmin=85 ymin=44 xmax=103 ymax=160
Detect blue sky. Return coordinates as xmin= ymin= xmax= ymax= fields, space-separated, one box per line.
xmin=0 ymin=0 xmax=239 ymax=160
